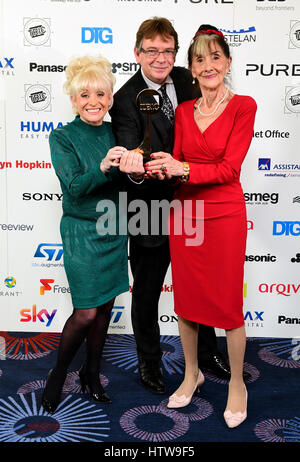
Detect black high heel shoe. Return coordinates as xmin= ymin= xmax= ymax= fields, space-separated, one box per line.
xmin=78 ymin=365 xmax=112 ymax=403
xmin=41 ymin=369 xmax=66 ymax=414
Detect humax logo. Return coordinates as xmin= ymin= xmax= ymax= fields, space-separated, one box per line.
xmin=20 ymin=304 xmax=57 ymax=327
xmin=81 ymin=27 xmax=113 ymax=44
xmin=273 ymin=221 xmax=300 ymax=236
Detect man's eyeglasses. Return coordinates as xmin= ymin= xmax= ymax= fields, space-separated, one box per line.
xmin=140 ymin=48 xmax=176 ymax=59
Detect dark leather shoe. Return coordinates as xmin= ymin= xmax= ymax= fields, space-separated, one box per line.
xmin=79 ymin=365 xmax=112 ymax=403
xmin=199 ymin=353 xmax=251 ymax=381
xmin=138 ymin=360 xmax=166 ymax=394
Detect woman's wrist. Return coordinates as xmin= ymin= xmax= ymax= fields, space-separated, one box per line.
xmin=100 ymin=160 xmax=110 ymax=174
xmin=180 ymin=162 xmax=190 ymax=182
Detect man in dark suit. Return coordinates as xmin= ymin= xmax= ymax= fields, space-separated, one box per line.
xmin=110 ymin=17 xmax=235 ymax=394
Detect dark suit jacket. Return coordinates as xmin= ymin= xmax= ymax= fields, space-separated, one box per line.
xmin=109 ymin=66 xmax=197 ymax=247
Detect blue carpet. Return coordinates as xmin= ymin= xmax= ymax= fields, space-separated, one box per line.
xmin=0 ymin=333 xmax=299 ymax=447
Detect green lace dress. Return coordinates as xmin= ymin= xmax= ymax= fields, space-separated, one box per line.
xmin=49 ymin=116 xmax=129 ymax=309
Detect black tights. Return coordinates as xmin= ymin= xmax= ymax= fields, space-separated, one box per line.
xmin=48 ymin=299 xmax=114 ymax=392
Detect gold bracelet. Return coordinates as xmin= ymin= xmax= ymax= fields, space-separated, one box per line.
xmin=181 ymin=162 xmax=190 ymax=182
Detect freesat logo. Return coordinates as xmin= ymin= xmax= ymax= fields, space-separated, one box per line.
xmin=34 ymin=243 xmax=63 ymax=261
xmin=20 ymin=304 xmax=57 ymax=327
xmin=40 ymin=279 xmax=54 ymax=295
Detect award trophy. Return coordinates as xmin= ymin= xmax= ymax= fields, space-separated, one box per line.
xmin=136 ymin=88 xmax=162 ymax=164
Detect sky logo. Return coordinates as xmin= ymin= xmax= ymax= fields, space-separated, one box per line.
xmin=20 ymin=304 xmax=57 ymax=327
xmin=34 ymin=243 xmax=63 ymax=261
xmin=258 ymin=158 xmax=271 ymax=170
xmin=40 ymin=279 xmax=54 ymax=295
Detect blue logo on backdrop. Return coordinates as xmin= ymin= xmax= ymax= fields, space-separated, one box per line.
xmin=81 ymin=27 xmax=113 ymax=44
xmin=258 ymin=158 xmax=271 ymax=170
xmin=0 ymin=58 xmax=14 ymax=68
xmin=244 ymin=311 xmax=264 ymax=321
xmin=34 ymin=244 xmax=64 ymax=261
xmin=273 ymin=221 xmax=300 ymax=236
xmin=110 ymin=306 xmax=125 ymax=324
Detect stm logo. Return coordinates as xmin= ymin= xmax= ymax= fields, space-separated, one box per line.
xmin=109 ymin=306 xmax=125 ymax=330
xmin=111 ymin=62 xmax=140 ymax=75
xmin=34 ymin=244 xmax=63 ymax=261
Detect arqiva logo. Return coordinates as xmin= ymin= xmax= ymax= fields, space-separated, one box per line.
xmin=259 ymin=283 xmax=300 ymax=296
xmin=20 ymin=304 xmax=57 ymax=327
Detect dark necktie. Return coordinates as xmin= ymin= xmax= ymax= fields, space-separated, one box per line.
xmin=159 ymin=83 xmax=175 ymax=124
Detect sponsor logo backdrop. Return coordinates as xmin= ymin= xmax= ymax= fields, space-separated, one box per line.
xmin=0 ymin=0 xmax=300 ymax=338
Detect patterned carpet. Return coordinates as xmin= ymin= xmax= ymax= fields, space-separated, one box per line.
xmin=0 ymin=333 xmax=299 ymax=446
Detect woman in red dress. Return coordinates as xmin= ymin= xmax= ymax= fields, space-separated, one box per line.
xmin=147 ymin=25 xmax=257 ymax=428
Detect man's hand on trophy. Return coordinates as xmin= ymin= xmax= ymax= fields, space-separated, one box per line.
xmin=119 ymin=148 xmax=145 ymax=180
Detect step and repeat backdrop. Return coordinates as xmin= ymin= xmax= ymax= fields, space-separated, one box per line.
xmin=0 ymin=0 xmax=300 ymax=337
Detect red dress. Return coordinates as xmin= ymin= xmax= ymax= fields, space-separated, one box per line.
xmin=169 ymin=95 xmax=257 ymax=329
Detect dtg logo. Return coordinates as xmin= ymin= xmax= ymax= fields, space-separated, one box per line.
xmin=273 ymin=221 xmax=300 ymax=236
xmin=34 ymin=243 xmax=63 ymax=261
xmin=20 ymin=304 xmax=57 ymax=327
xmin=81 ymin=27 xmax=113 ymax=44
xmin=40 ymin=279 xmax=54 ymax=295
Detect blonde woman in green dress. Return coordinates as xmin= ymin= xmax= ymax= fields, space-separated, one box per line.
xmin=41 ymin=55 xmax=129 ymax=413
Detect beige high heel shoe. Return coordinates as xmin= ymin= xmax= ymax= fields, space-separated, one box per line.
xmin=223 ymin=387 xmax=248 ymax=428
xmin=167 ymin=370 xmax=205 ymax=409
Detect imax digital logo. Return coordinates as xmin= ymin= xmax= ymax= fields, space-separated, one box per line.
xmin=273 ymin=221 xmax=300 ymax=236
xmin=34 ymin=243 xmax=63 ymax=261
xmin=244 ymin=311 xmax=264 ymax=327
xmin=81 ymin=27 xmax=113 ymax=44
xmin=258 ymin=158 xmax=271 ymax=170
xmin=244 ymin=311 xmax=264 ymax=321
xmin=0 ymin=58 xmax=14 ymax=69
